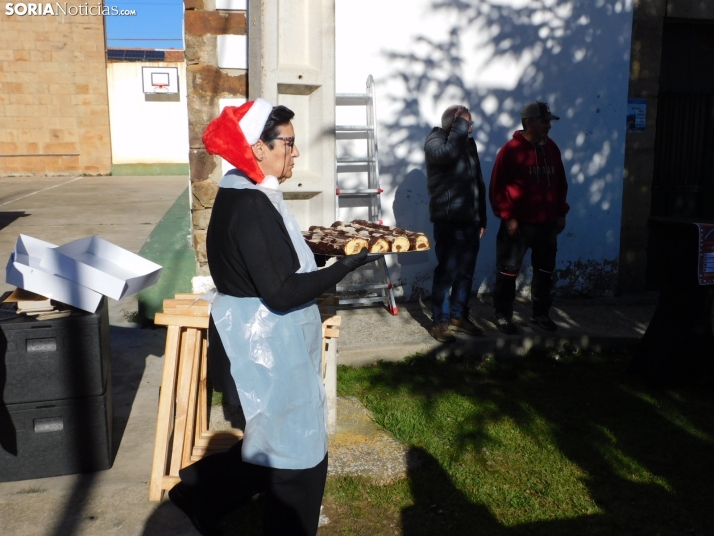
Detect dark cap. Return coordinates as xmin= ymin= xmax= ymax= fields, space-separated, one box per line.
xmin=521 ymin=101 xmax=560 ymax=121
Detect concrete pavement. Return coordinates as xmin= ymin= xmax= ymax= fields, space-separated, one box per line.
xmin=0 ymin=175 xmax=664 ymax=535
xmin=0 ymin=176 xmax=199 ymax=535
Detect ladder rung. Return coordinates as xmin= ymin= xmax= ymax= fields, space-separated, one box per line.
xmin=336 ymin=164 xmax=370 ymax=173
xmin=335 ymin=125 xmax=373 ymax=131
xmin=337 ymin=157 xmax=375 ymax=163
xmin=338 ymin=297 xmax=388 ymax=305
xmin=336 ymin=132 xmax=371 ymax=141
xmin=336 ymin=94 xmax=371 ymax=106
xmin=336 ymin=188 xmax=382 ymax=195
xmin=337 ymin=283 xmax=390 ymax=291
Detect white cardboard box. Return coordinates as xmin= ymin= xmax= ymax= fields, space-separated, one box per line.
xmin=40 ymin=236 xmax=163 ymax=301
xmin=6 ymin=235 xmax=104 ymax=313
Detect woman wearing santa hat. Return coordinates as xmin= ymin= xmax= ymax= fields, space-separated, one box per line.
xmin=168 ymin=99 xmax=376 ymax=536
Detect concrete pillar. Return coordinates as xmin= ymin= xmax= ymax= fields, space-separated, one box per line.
xmin=248 ymin=0 xmax=337 ymax=228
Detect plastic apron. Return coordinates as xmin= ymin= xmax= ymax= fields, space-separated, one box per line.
xmin=209 ymin=170 xmax=327 ymax=470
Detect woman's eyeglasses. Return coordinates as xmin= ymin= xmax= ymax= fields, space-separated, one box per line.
xmin=275 ymin=136 xmax=295 ymax=147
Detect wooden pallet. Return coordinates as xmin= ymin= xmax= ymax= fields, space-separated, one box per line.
xmin=148 ymin=294 xmax=339 ymax=502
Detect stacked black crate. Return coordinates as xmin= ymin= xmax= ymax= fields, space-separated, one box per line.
xmin=0 ymin=298 xmax=113 ymax=482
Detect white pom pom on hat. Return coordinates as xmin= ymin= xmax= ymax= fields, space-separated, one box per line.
xmin=238 ymin=98 xmax=273 ymax=145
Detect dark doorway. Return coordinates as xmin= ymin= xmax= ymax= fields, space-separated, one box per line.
xmin=647 ymin=18 xmax=714 ymax=287
xmin=652 ymin=19 xmax=714 ymax=219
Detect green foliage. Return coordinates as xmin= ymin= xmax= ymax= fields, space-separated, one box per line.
xmin=121 ymin=310 xmax=140 ymax=324
xmin=211 ymin=389 xmax=223 ymax=407
xmin=16 ymin=486 xmax=46 ymax=494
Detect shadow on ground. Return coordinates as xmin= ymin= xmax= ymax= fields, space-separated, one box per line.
xmin=356 ymin=348 xmax=714 ymax=536
xmin=42 ymin=325 xmax=166 ymax=536
xmin=0 ymin=212 xmax=29 ymax=232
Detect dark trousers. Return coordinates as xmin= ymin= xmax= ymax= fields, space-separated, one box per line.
xmin=178 ymin=440 xmax=328 ymax=536
xmin=493 ymin=220 xmax=558 ymax=318
xmin=431 ymin=221 xmax=481 ymax=324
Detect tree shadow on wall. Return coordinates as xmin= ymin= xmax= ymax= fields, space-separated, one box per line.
xmin=381 ymin=0 xmax=633 ymax=296
xmin=392 ymin=168 xmax=435 ymax=299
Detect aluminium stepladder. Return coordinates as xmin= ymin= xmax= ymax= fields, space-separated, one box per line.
xmin=335 ymin=75 xmax=398 ymax=315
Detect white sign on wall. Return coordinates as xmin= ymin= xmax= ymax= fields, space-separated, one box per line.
xmin=142 ymin=67 xmax=180 ymax=94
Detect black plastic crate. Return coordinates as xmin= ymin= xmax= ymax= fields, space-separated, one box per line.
xmin=0 ymin=386 xmax=113 ymax=482
xmin=0 ymin=299 xmax=110 ymax=405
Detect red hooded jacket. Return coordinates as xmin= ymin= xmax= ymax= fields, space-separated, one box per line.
xmin=489 ymin=130 xmax=569 ymax=224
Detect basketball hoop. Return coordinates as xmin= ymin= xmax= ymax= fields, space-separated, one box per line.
xmin=153 ymin=83 xmax=169 ymax=93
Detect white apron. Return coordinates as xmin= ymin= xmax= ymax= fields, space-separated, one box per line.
xmin=210 ymin=170 xmax=327 ymax=470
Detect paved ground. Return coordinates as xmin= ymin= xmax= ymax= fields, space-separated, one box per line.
xmin=0 ymin=175 xmax=669 ymax=535
xmin=336 ymin=292 xmax=659 ymax=366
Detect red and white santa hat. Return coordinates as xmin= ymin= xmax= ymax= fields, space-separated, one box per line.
xmin=202 ymin=98 xmax=273 ymax=183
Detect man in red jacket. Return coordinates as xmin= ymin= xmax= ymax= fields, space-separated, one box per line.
xmin=489 ymin=101 xmax=569 ymax=333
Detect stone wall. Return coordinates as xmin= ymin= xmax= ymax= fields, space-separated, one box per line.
xmin=0 ymin=4 xmax=111 ymax=176
xmin=184 ymin=0 xmax=247 ymax=275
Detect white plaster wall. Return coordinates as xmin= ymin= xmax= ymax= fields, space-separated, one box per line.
xmin=336 ymin=0 xmax=634 ymax=299
xmin=107 ymin=62 xmax=189 ymax=164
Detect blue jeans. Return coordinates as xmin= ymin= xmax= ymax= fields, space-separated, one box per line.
xmin=431 ymin=222 xmax=481 ymax=324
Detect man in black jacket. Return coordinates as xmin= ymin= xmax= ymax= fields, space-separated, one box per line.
xmin=425 ymin=105 xmax=487 ymax=342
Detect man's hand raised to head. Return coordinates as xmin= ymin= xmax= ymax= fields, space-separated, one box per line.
xmin=455 ymin=106 xmax=470 ymax=121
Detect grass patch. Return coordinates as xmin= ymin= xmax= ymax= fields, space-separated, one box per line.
xmin=211 ymin=388 xmax=224 ymax=406
xmin=320 ymin=348 xmax=714 ymax=535
xmin=16 ymin=486 xmax=46 ymax=494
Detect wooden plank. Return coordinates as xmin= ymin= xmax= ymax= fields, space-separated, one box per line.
xmin=163 ymin=298 xmax=209 ymax=309
xmin=195 ymin=334 xmax=209 ymax=446
xmin=174 ymin=293 xmax=203 ymax=300
xmin=169 ymin=328 xmax=198 ymax=476
xmin=154 ymin=313 xmax=209 ymax=329
xmin=324 ymin=328 xmax=340 ymax=339
xmin=149 ymin=325 xmax=181 ymax=502
xmin=198 ymin=429 xmax=243 ymax=439
xmin=194 ymin=430 xmax=243 ymax=447
xmin=191 ymin=444 xmax=240 ymax=460
xmin=160 ymin=476 xmax=181 ymax=490
xmin=321 ymin=314 xmax=341 ymax=326
xmin=163 ymin=306 xmax=210 ymax=317
xmin=181 ymin=329 xmax=203 ymax=468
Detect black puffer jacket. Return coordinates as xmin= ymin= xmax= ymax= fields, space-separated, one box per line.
xmin=425 ymin=117 xmax=487 ymax=226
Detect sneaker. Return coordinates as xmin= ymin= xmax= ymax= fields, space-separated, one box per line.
xmin=530 ymin=314 xmax=558 ymax=331
xmin=432 ymin=322 xmax=456 ymax=343
xmin=495 ymin=316 xmax=518 ymax=334
xmin=169 ymin=483 xmax=222 ymax=536
xmin=449 ymin=317 xmax=485 ymax=336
